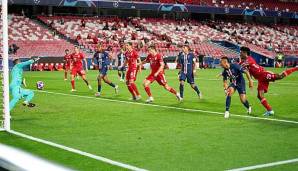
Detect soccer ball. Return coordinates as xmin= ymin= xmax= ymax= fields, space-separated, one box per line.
xmin=36 ymin=81 xmax=44 ymax=90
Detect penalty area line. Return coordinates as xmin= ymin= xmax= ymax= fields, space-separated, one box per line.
xmin=37 ymin=90 xmax=298 ymax=125
xmin=227 ymin=157 xmax=298 ymax=171
xmin=7 ymin=130 xmax=148 ymax=171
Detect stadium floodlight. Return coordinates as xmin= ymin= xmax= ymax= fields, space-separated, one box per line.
xmin=1 ymin=0 xmax=10 ymax=131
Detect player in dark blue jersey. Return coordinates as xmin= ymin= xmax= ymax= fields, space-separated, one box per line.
xmin=92 ymin=44 xmax=119 ymax=97
xmin=117 ymin=48 xmax=126 ymax=82
xmin=220 ymin=57 xmax=254 ymax=118
xmin=177 ymin=45 xmax=202 ymax=100
xmin=92 ymin=47 xmax=102 ymax=71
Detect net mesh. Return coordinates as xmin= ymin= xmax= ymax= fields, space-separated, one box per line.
xmin=0 ymin=4 xmax=4 ymax=130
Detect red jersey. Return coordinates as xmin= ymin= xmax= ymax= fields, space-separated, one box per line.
xmin=71 ymin=52 xmax=85 ymax=69
xmin=145 ymin=53 xmax=164 ymax=74
xmin=125 ymin=50 xmax=139 ymax=70
xmin=64 ymin=54 xmax=72 ymax=66
xmin=240 ymin=56 xmax=265 ymax=79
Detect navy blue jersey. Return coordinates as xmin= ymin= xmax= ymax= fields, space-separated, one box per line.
xmin=93 ymin=51 xmax=110 ymax=67
xmin=222 ymin=63 xmax=245 ymax=86
xmin=178 ymin=52 xmax=196 ymax=74
xmin=93 ymin=51 xmax=102 ymax=67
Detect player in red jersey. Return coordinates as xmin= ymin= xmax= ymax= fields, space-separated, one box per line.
xmin=142 ymin=45 xmax=182 ymax=103
xmin=123 ymin=42 xmax=142 ymax=100
xmin=63 ymin=49 xmax=72 ymax=81
xmin=239 ymin=47 xmax=298 ymax=116
xmin=70 ymin=46 xmax=92 ymax=92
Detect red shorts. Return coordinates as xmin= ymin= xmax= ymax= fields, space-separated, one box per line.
xmin=71 ymin=67 xmax=85 ymax=76
xmin=65 ymin=64 xmax=71 ymax=71
xmin=257 ymin=71 xmax=277 ymax=93
xmin=146 ymin=73 xmax=167 ymax=86
xmin=126 ymin=69 xmax=138 ymax=81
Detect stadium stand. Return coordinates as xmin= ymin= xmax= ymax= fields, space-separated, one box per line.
xmin=209 ymin=21 xmax=298 ymax=57
xmin=0 ymin=14 xmax=73 ymax=58
xmin=2 ymin=13 xmax=296 ymax=60
xmin=38 ymin=16 xmax=238 ymax=58
xmin=209 ymin=0 xmax=298 ymax=12
xmin=132 ymin=0 xmax=298 ymax=12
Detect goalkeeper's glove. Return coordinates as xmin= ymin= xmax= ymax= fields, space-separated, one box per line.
xmin=31 ymin=56 xmax=40 ymax=62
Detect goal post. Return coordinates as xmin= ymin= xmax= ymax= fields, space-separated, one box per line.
xmin=1 ymin=0 xmax=10 ymax=131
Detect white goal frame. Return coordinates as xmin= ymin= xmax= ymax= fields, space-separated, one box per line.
xmin=1 ymin=0 xmax=10 ymax=131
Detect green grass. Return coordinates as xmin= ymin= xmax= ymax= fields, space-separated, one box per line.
xmin=1 ymin=68 xmax=298 ymax=170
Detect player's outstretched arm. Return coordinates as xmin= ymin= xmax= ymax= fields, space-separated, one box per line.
xmin=91 ymin=55 xmax=96 ymax=66
xmin=193 ymin=60 xmax=197 ymax=76
xmin=84 ymin=58 xmax=88 ymax=71
xmin=17 ymin=58 xmax=38 ymax=68
xmin=177 ymin=55 xmax=183 ymax=73
xmin=137 ymin=58 xmax=142 ymax=73
xmin=223 ymin=80 xmax=229 ymax=96
xmin=244 ymin=70 xmax=254 ymax=89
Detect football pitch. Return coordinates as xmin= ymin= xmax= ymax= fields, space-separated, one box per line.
xmin=1 ymin=68 xmax=298 ymax=171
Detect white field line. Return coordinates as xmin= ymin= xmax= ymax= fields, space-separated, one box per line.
xmin=197 ymin=78 xmax=298 ymax=86
xmin=36 ymin=90 xmax=298 ymax=125
xmin=227 ymin=158 xmax=298 ymax=171
xmin=167 ymin=77 xmax=298 ymax=86
xmin=7 ymin=130 xmax=148 ymax=171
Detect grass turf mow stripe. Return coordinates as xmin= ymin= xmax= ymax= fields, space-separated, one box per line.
xmin=36 ymin=90 xmax=298 ymax=125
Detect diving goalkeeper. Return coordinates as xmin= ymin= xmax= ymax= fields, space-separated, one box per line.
xmin=9 ymin=57 xmax=40 ymax=111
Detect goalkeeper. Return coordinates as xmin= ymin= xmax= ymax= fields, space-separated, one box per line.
xmin=9 ymin=57 xmax=40 ymax=111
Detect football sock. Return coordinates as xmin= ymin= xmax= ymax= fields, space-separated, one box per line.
xmin=283 ymin=67 xmax=298 ymax=76
xmin=179 ymin=84 xmax=184 ymax=98
xmin=97 ymin=85 xmax=102 ymax=93
xmin=71 ymin=80 xmax=75 ymax=89
xmin=122 ymin=72 xmax=125 ymax=79
xmin=242 ymin=100 xmax=250 ymax=109
xmin=108 ymin=82 xmax=116 ymax=88
xmin=83 ymin=79 xmax=89 ymax=86
xmin=127 ymin=85 xmax=136 ymax=97
xmin=64 ymin=72 xmax=67 ymax=79
xmin=118 ymin=72 xmax=121 ymax=78
xmin=131 ymin=83 xmax=140 ymax=96
xmin=145 ymin=86 xmax=152 ymax=97
xmin=261 ymin=98 xmax=272 ymax=111
xmin=226 ymin=96 xmax=231 ymax=111
xmin=193 ymin=85 xmax=201 ymax=96
xmin=168 ymin=87 xmax=177 ymax=95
